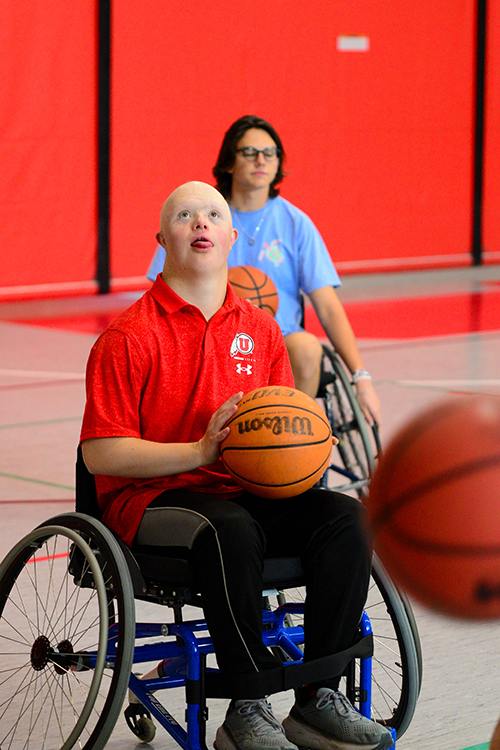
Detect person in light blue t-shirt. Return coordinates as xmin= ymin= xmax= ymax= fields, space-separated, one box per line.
xmin=147 ymin=115 xmax=380 ymax=425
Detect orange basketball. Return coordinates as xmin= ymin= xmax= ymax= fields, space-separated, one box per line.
xmin=228 ymin=266 xmax=279 ymax=317
xmin=221 ymin=386 xmax=333 ymax=499
xmin=367 ymin=395 xmax=500 ymax=619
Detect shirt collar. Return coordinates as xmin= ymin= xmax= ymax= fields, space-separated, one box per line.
xmin=150 ymin=273 xmax=247 ymax=315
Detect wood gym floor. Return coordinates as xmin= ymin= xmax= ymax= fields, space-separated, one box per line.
xmin=0 ymin=264 xmax=499 ymax=749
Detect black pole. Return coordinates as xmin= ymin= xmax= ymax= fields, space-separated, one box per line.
xmin=472 ymin=0 xmax=487 ymax=266
xmin=97 ymin=0 xmax=111 ymax=293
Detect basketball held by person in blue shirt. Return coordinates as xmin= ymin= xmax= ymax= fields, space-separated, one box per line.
xmin=147 ymin=115 xmax=380 ymax=426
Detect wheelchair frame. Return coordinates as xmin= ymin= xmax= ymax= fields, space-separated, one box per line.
xmin=0 ymin=502 xmax=421 ymax=750
xmin=0 ymin=352 xmax=421 ymax=750
xmin=317 ymin=345 xmax=381 ymax=498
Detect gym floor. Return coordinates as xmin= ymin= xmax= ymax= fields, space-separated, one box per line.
xmin=0 ymin=264 xmax=499 ymax=750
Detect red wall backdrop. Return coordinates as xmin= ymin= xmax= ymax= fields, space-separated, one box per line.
xmin=111 ymin=0 xmax=477 ymax=280
xmin=483 ymin=0 xmax=500 ymax=261
xmin=0 ymin=1 xmax=96 ymax=296
xmin=1 ymin=1 xmax=498 ymax=298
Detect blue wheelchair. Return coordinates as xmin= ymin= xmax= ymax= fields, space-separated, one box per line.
xmin=0 ymin=350 xmax=421 ymax=750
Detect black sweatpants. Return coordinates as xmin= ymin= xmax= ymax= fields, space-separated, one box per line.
xmin=134 ymin=488 xmax=371 ymax=693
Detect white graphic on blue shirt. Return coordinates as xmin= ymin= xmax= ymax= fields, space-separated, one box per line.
xmin=259 ymin=239 xmax=284 ymax=267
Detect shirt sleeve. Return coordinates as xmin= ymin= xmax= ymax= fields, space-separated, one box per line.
xmin=296 ymin=211 xmax=341 ymax=295
xmin=146 ymin=245 xmax=166 ymax=281
xmin=80 ymin=329 xmax=145 ymax=442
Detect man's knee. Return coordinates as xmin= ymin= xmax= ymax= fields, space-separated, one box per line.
xmin=303 ymin=490 xmax=370 ymax=553
xmin=195 ymin=502 xmax=265 ymax=558
xmin=306 ymin=488 xmax=364 ymax=523
xmin=285 ymin=332 xmax=323 ymax=379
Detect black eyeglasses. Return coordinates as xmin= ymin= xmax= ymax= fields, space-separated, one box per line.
xmin=236 ymin=147 xmax=281 ymax=162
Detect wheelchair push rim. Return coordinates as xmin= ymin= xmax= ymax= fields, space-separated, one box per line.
xmin=318 ymin=347 xmax=379 ymax=498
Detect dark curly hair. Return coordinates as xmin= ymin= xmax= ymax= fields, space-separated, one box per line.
xmin=213 ymin=115 xmax=286 ymax=200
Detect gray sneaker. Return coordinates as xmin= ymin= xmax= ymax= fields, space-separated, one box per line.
xmin=215 ymin=699 xmax=299 ymax=750
xmin=282 ymin=688 xmax=393 ymax=750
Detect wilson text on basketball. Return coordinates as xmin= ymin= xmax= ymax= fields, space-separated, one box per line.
xmin=236 ymin=415 xmax=314 ymax=436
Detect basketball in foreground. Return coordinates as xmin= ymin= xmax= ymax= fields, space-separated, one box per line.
xmin=221 ymin=386 xmax=333 ymax=498
xmin=367 ymin=395 xmax=500 ymax=619
xmin=228 ymin=265 xmax=279 ymax=317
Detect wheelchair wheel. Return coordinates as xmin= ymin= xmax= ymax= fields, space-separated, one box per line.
xmin=0 ymin=513 xmax=135 ymax=750
xmin=318 ymin=346 xmax=380 ymax=498
xmin=271 ymin=554 xmax=421 ymax=740
xmin=364 ymin=554 xmax=421 ymax=737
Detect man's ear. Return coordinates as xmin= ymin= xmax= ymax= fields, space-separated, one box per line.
xmin=230 ymin=228 xmax=238 ymax=246
xmin=156 ymin=231 xmax=165 ymax=248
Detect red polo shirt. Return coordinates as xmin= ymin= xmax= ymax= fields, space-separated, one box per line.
xmin=80 ymin=276 xmax=294 ymax=545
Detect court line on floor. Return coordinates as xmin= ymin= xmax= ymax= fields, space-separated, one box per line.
xmin=0 ymin=369 xmax=84 ymax=379
xmin=0 ymin=471 xmax=74 ymax=491
xmin=0 ymin=368 xmax=85 ymax=392
xmin=378 ymin=379 xmax=500 ymax=396
xmin=393 ymin=379 xmax=500 ymax=387
xmin=0 ymin=416 xmax=82 ymax=430
xmin=0 ymin=499 xmax=74 ymax=504
xmin=27 ymin=552 xmax=70 ymax=563
xmin=0 ymin=379 xmax=84 ymax=392
xmin=359 ymin=330 xmax=500 ymax=352
xmin=460 ymin=743 xmax=489 ymax=749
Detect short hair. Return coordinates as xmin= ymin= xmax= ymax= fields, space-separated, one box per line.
xmin=213 ymin=115 xmax=286 ymax=200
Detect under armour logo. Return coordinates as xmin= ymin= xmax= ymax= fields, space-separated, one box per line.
xmin=236 ymin=363 xmax=253 ymax=375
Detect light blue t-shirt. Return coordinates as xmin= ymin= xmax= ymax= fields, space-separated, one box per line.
xmin=146 ymin=196 xmax=340 ymax=337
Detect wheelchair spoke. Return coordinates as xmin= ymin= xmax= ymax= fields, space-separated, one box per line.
xmin=269 ymin=557 xmax=420 ymax=741
xmin=1 ymin=668 xmax=46 ymax=747
xmin=318 ymin=348 xmax=377 ymax=497
xmin=0 ymin=518 xmax=135 ymax=750
xmin=0 ymin=664 xmax=33 ymax=725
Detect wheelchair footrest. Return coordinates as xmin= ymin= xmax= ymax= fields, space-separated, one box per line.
xmin=205 ymin=633 xmax=373 ymax=699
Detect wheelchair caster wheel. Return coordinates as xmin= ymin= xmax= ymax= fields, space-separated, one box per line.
xmin=136 ymin=716 xmax=156 ymax=743
xmin=124 ymin=702 xmax=156 ymax=742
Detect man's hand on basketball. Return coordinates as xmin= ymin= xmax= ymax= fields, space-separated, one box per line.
xmin=198 ymin=392 xmax=243 ymax=465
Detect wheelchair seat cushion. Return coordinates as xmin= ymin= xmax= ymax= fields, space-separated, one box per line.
xmin=135 ymin=506 xmax=210 ymax=549
xmin=132 ymin=505 xmax=305 ymax=592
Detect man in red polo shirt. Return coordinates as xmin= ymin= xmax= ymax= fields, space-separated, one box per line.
xmin=80 ymin=182 xmax=391 ymax=750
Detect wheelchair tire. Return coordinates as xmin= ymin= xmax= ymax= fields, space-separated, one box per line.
xmin=271 ymin=555 xmax=421 ymax=740
xmin=0 ymin=513 xmax=135 ymax=750
xmin=319 ymin=346 xmax=379 ymax=498
xmin=367 ymin=553 xmax=421 ymax=737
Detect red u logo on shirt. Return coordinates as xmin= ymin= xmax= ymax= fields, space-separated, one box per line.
xmin=230 ymin=333 xmax=255 ymax=358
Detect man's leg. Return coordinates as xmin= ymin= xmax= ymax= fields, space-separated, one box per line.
xmin=134 ymin=491 xmax=298 ymax=750
xmin=284 ymin=331 xmax=323 ymax=397
xmin=134 ymin=491 xmax=280 ymax=679
xmin=238 ymin=488 xmax=371 ymax=667
xmin=238 ymin=489 xmax=393 ymax=750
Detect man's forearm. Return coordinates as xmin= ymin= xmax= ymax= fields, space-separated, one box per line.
xmin=81 ymin=436 xmax=204 ymax=478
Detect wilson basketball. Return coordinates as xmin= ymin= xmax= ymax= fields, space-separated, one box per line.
xmin=228 ymin=266 xmax=279 ymax=317
xmin=221 ymin=386 xmax=333 ymax=499
xmin=367 ymin=395 xmax=500 ymax=619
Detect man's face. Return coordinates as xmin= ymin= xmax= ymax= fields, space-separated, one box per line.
xmin=229 ymin=128 xmax=280 ymax=195
xmin=157 ymin=182 xmax=237 ymax=277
